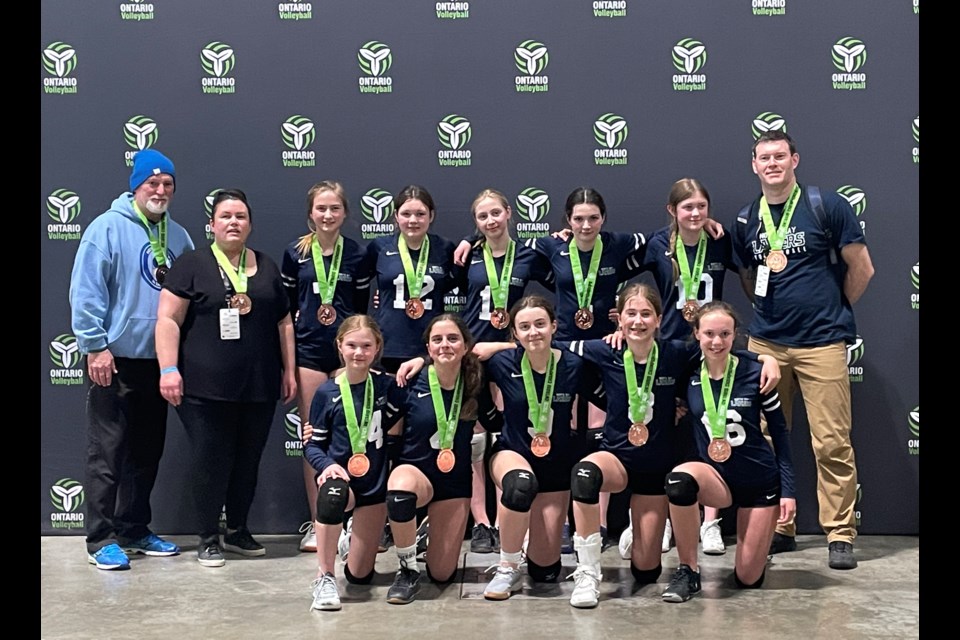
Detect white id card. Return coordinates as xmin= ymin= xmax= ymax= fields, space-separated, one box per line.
xmin=219 ymin=308 xmax=241 ymax=340
xmin=754 ymin=265 xmax=770 ymax=298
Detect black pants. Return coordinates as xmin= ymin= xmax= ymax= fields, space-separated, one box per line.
xmin=85 ymin=357 xmax=167 ymax=553
xmin=176 ymin=398 xmax=276 ymax=544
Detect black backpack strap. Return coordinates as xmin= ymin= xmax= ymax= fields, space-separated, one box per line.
xmin=805 ymin=185 xmax=838 ymax=265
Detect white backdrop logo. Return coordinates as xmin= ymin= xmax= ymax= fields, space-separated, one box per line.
xmin=46 ymin=189 xmax=82 ymax=241
xmin=281 ymin=115 xmax=317 ymax=168
xmin=907 ymin=406 xmax=918 ymax=455
xmin=41 ymin=41 xmax=78 ymax=94
xmin=751 ymin=112 xmax=787 ymax=139
xmin=203 ymin=188 xmax=224 ymax=240
xmin=360 ymin=188 xmax=396 ymax=239
xmin=437 ymin=114 xmax=472 ymax=167
xmin=910 ymin=261 xmax=918 ymax=310
xmin=837 ymin=185 xmax=867 ymax=232
xmin=593 ymin=113 xmax=628 ymax=166
xmin=358 ymin=41 xmax=394 ymax=94
xmin=50 ymin=478 xmax=85 ymax=529
xmin=845 ymin=335 xmax=864 ymax=383
xmin=200 ymin=41 xmax=236 ymax=94
xmin=515 ymin=187 xmax=551 ymax=239
xmin=49 ymin=334 xmax=84 ymax=386
xmin=751 ymin=0 xmax=786 ymax=16
xmin=123 ymin=115 xmax=159 ymax=166
xmin=278 ymin=1 xmax=312 ymax=20
xmin=912 ymin=116 xmax=919 ymax=164
xmin=120 ymin=1 xmax=155 ymax=21
xmin=831 ymin=36 xmax=867 ymax=91
xmin=515 ymin=40 xmax=549 ymax=93
xmin=436 ymin=1 xmax=469 ymax=19
xmin=593 ymin=0 xmax=627 ymax=18
xmin=284 ymin=407 xmax=303 ymax=457
xmin=672 ymin=38 xmax=707 ymax=91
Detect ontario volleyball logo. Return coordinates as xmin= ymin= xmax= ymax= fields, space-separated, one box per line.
xmin=751 ymin=112 xmax=787 ymax=139
xmin=909 ymin=261 xmax=918 ymax=310
xmin=837 ymin=185 xmax=867 ymax=232
xmin=437 ymin=114 xmax=472 ymax=168
xmin=120 ymin=1 xmax=154 ymax=21
xmin=593 ymin=113 xmax=628 ymax=166
xmin=907 ymin=406 xmax=918 ymax=455
xmin=672 ymin=38 xmax=707 ymax=91
xmin=47 ymin=189 xmax=82 ymax=241
xmin=360 ymin=188 xmax=395 ymax=239
xmin=912 ymin=116 xmax=919 ymax=164
xmin=436 ymin=1 xmax=468 ymax=19
xmin=831 ymin=36 xmax=867 ymax=91
xmin=284 ymin=407 xmax=303 ymax=457
xmin=123 ymin=115 xmax=159 ymax=167
xmin=50 ymin=478 xmax=85 ymax=529
xmin=592 ymin=1 xmax=626 ymax=17
xmin=515 ymin=40 xmax=549 ymax=93
xmin=278 ymin=1 xmax=312 ymax=20
xmin=42 ymin=41 xmax=78 ymax=94
xmin=358 ymin=41 xmax=393 ymax=94
xmin=49 ymin=334 xmax=84 ymax=386
xmin=200 ymin=41 xmax=236 ymax=94
xmin=281 ymin=115 xmax=316 ymax=168
xmin=845 ymin=335 xmax=864 ymax=383
xmin=751 ymin=0 xmax=785 ymax=16
xmin=515 ymin=187 xmax=551 ymax=240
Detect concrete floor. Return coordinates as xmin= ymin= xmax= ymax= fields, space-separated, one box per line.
xmin=41 ymin=534 xmax=919 ymax=640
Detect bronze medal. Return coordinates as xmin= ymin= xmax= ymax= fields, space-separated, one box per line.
xmin=490 ymin=308 xmax=510 ymax=330
xmin=627 ymin=422 xmax=649 ymax=447
xmin=317 ymin=304 xmax=337 ymax=326
xmin=405 ymin=298 xmax=425 ymax=320
xmin=530 ymin=433 xmax=551 ymax=458
xmin=347 ymin=453 xmax=370 ymax=477
xmin=682 ymin=299 xmax=700 ymax=323
xmin=765 ymin=250 xmax=788 ymax=273
xmin=574 ymin=308 xmax=594 ymax=330
xmin=154 ymin=264 xmax=169 ymax=285
xmin=436 ymin=448 xmax=456 ymax=473
xmin=229 ymin=293 xmax=252 ymax=315
xmin=707 ymin=438 xmax=732 ymax=463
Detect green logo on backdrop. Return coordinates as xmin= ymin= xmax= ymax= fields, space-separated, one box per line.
xmin=515 ymin=188 xmax=551 ymax=239
xmin=515 ymin=40 xmax=549 ymax=93
xmin=910 ymin=261 xmax=918 ymax=310
xmin=593 ymin=0 xmax=627 ymax=18
xmin=120 ymin=0 xmax=155 ymax=21
xmin=837 ymin=185 xmax=867 ymax=232
xmin=281 ymin=115 xmax=316 ymax=167
xmin=907 ymin=406 xmax=919 ymax=455
xmin=845 ymin=335 xmax=864 ymax=383
xmin=752 ymin=0 xmax=786 ymax=16
xmin=203 ymin=189 xmax=223 ymax=240
xmin=278 ymin=1 xmax=312 ymax=20
xmin=284 ymin=408 xmax=303 ymax=457
xmin=593 ymin=113 xmax=628 ymax=166
xmin=50 ymin=478 xmax=85 ymax=529
xmin=49 ymin=334 xmax=84 ymax=385
xmin=360 ymin=188 xmax=396 ymax=239
xmin=436 ymin=1 xmax=469 ymax=19
xmin=124 ymin=115 xmax=159 ymax=167
xmin=912 ymin=116 xmax=919 ymax=164
xmin=42 ymin=42 xmax=78 ymax=94
xmin=201 ymin=42 xmax=236 ymax=94
xmin=358 ymin=41 xmax=393 ymax=93
xmin=47 ymin=189 xmax=82 ymax=241
xmin=437 ymin=114 xmax=472 ymax=167
xmin=671 ymin=38 xmax=707 ymax=91
xmin=831 ymin=37 xmax=867 ymax=90
xmin=751 ymin=112 xmax=786 ymax=139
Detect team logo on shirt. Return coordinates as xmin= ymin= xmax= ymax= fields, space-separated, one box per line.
xmin=284 ymin=407 xmax=304 ymax=457
xmin=358 ymin=41 xmax=393 ymax=94
xmin=515 ymin=40 xmax=549 ymax=93
xmin=911 ymin=116 xmax=919 ymax=164
xmin=119 ymin=0 xmax=154 ymax=21
xmin=360 ymin=188 xmax=396 ymax=239
xmin=41 ymin=41 xmax=78 ymax=94
xmin=123 ymin=115 xmax=160 ymax=167
xmin=139 ymin=243 xmax=174 ymax=291
xmin=671 ymin=38 xmax=707 ymax=92
xmin=909 ymin=262 xmax=918 ymax=310
xmin=200 ymin=41 xmax=236 ymax=94
xmin=280 ymin=115 xmax=316 ymax=168
xmin=831 ymin=37 xmax=867 ymax=91
xmin=46 ymin=189 xmax=82 ymax=241
xmin=845 ymin=335 xmax=864 ymax=383
xmin=751 ymin=0 xmax=786 ymax=16
xmin=593 ymin=113 xmax=628 ymax=166
xmin=907 ymin=406 xmax=918 ymax=455
xmin=436 ymin=1 xmax=469 ymax=19
xmin=49 ymin=478 xmax=85 ymax=529
xmin=837 ymin=185 xmax=867 ymax=232
xmin=437 ymin=114 xmax=472 ymax=167
xmin=278 ymin=1 xmax=312 ymax=20
xmin=592 ymin=0 xmax=627 ymax=17
xmin=751 ymin=112 xmax=787 ymax=139
xmin=515 ymin=187 xmax=551 ymax=239
xmin=49 ymin=334 xmax=84 ymax=386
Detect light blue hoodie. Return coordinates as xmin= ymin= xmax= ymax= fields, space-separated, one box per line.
xmin=70 ymin=193 xmax=194 ymax=358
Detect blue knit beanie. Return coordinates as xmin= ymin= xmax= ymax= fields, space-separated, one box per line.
xmin=129 ymin=149 xmax=176 ymax=192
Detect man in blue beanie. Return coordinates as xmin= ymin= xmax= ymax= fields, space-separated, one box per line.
xmin=69 ymin=149 xmax=195 ymax=570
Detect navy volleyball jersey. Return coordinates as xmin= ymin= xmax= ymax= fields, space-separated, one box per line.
xmin=483 ymin=346 xmax=584 ymax=464
xmin=304 ymin=370 xmax=397 ymax=500
xmin=685 ymin=356 xmax=795 ymax=498
xmin=280 ymin=236 xmax=370 ymax=365
xmin=526 ymin=230 xmax=645 ymax=340
xmin=363 ymin=233 xmax=461 ymax=359
xmin=639 ymin=227 xmax=737 ymax=341
xmin=568 ymin=339 xmax=698 ymax=474
xmin=461 ymin=242 xmax=555 ymax=342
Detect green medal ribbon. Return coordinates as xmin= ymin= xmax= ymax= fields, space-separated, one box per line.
xmin=211 ymin=242 xmax=248 ymax=294
xmin=700 ymin=355 xmax=738 ymax=440
xmin=428 ymin=365 xmax=463 ymax=450
xmin=623 ymin=342 xmax=659 ymax=424
xmin=311 ymin=235 xmax=343 ymax=305
xmin=483 ymin=240 xmax=516 ymax=311
xmin=521 ymin=351 xmax=557 ymax=436
xmin=676 ymin=230 xmax=707 ymax=303
xmin=337 ymin=373 xmax=374 ymax=455
xmin=133 ymin=202 xmax=168 ymax=268
xmin=758 ymin=184 xmax=801 ymax=253
xmin=568 ymin=235 xmax=604 ymax=309
xmin=398 ymin=235 xmax=430 ymax=299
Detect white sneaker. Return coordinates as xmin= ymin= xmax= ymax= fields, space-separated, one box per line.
xmin=299 ymin=521 xmax=317 ymax=552
xmin=662 ymin=518 xmax=673 ymax=553
xmin=337 ymin=516 xmax=353 ymax=562
xmin=700 ymin=518 xmax=725 ymax=555
xmin=569 ymin=566 xmax=601 ymax=608
xmin=310 ymin=573 xmax=342 ymax=611
xmin=618 ymin=525 xmax=633 ymax=560
xmin=483 ymin=565 xmax=524 ymax=600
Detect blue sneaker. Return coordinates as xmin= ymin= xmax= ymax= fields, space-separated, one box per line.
xmin=88 ymin=543 xmax=131 ymax=570
xmin=123 ymin=533 xmax=180 ymax=557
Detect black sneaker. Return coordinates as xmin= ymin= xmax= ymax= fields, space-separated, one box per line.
xmin=223 ymin=528 xmax=266 ymax=557
xmin=662 ymin=564 xmax=701 ymax=603
xmin=768 ymin=532 xmax=797 ymax=555
xmin=470 ymin=523 xmax=495 ymax=554
xmin=197 ymin=541 xmax=226 ymax=568
xmin=828 ymin=541 xmax=858 ymax=570
xmin=378 ymin=523 xmax=394 ymax=553
xmin=386 ymin=567 xmax=421 ymax=604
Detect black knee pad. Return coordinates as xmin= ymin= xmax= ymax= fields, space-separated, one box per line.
xmin=527 ymin=557 xmax=561 ymax=583
xmin=570 ymin=461 xmax=603 ymax=504
xmin=344 ymin=563 xmax=374 ymax=585
xmin=315 ymin=478 xmax=350 ymax=525
xmin=426 ymin=564 xmax=455 ymax=585
xmin=734 ymin=568 xmax=765 ymax=589
xmin=500 ymin=469 xmax=539 ymax=513
xmin=664 ymin=471 xmax=700 ymax=506
xmin=386 ymin=490 xmax=418 ymax=523
xmin=631 ymin=562 xmax=662 ymax=585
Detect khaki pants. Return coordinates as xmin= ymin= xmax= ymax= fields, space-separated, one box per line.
xmin=748 ymin=337 xmax=857 ymax=543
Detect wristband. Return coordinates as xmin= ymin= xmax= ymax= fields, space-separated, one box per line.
xmin=160 ymin=366 xmax=179 ymax=375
